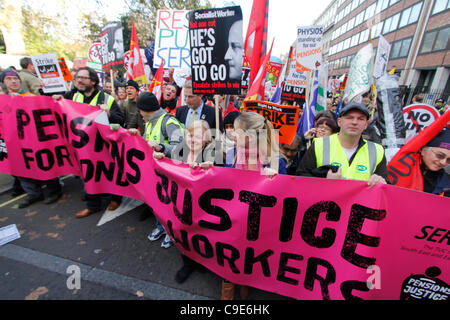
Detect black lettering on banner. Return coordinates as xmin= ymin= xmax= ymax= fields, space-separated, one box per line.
xmin=21 ymin=148 xmax=34 ymax=169
xmin=155 ymin=170 xmax=171 ymax=204
xmin=304 ymin=257 xmax=336 ymax=300
xmin=125 ymin=149 xmax=144 ymax=184
xmin=387 ymin=153 xmax=416 ymax=184
xmin=340 ymin=280 xmax=370 ymax=300
xmin=16 ymin=109 xmax=31 ymax=140
xmin=33 ymin=109 xmax=58 ymax=142
xmin=301 ymin=201 xmax=341 ymax=248
xmin=414 ymin=226 xmax=435 ymax=240
xmin=70 ymin=117 xmax=91 ymax=149
xmin=199 ymin=189 xmax=233 ymax=231
xmin=55 ymin=146 xmax=73 ymax=167
xmin=94 ymin=130 xmax=110 ymax=152
xmin=54 ymin=111 xmax=69 ymax=140
xmin=239 ymin=191 xmax=277 ymax=241
xmin=111 ymin=141 xmax=129 ymax=187
xmin=36 ymin=149 xmax=55 ymax=171
xmin=244 ymin=247 xmax=273 ymax=277
xmin=80 ymin=159 xmax=94 ymax=182
xmin=277 ymin=252 xmax=303 ymax=286
xmin=341 ymin=204 xmax=387 ymax=268
xmin=279 ymin=198 xmax=298 ymax=242
xmin=216 ymin=242 xmax=240 ymax=274
xmin=192 ymin=234 xmax=214 ymax=259
xmin=95 ymin=161 xmax=115 ymax=182
xmin=167 ymin=220 xmax=190 ymax=251
xmin=170 ymin=181 xmax=193 ymax=226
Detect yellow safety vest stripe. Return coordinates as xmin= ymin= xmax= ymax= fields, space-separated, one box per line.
xmin=315 ymin=133 xmax=384 ymax=181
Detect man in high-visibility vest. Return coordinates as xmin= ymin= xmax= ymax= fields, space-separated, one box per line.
xmin=0 ymin=69 xmax=63 ymax=207
xmin=128 ymin=92 xmax=184 ymax=248
xmin=63 ymin=67 xmax=125 ymax=218
xmin=296 ymin=103 xmax=388 ymax=188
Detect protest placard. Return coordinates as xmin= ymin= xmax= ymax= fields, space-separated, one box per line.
xmin=88 ymin=43 xmax=103 ymax=64
xmin=295 ymin=26 xmax=323 ymax=72
xmin=154 ymin=10 xmax=191 ymax=69
xmin=403 ymin=104 xmax=441 ymax=142
xmin=100 ymin=21 xmax=125 ymax=73
xmin=0 ymin=95 xmax=448 ymax=300
xmin=31 ymin=53 xmax=67 ymax=93
xmin=57 ymin=57 xmax=73 ymax=82
xmin=188 ymin=6 xmax=243 ymax=95
xmin=373 ymin=35 xmax=391 ymax=79
xmin=344 ymin=44 xmax=374 ymax=103
xmin=244 ymin=100 xmax=299 ymax=144
xmin=73 ymin=57 xmax=88 ymax=70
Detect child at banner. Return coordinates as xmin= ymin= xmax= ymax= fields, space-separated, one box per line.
xmin=221 ymin=111 xmax=287 ymax=300
xmin=153 ymin=119 xmax=217 ymax=283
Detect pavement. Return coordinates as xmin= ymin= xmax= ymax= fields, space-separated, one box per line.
xmin=0 ymin=174 xmax=291 ymax=301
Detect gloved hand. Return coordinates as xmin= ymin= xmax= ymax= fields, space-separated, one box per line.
xmin=110 ymin=124 xmax=122 ymax=131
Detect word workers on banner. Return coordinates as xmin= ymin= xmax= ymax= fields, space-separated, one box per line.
xmin=188 ymin=6 xmax=243 ymax=95
xmin=243 ymin=100 xmax=299 ymax=145
xmin=0 ymin=95 xmax=448 ymax=301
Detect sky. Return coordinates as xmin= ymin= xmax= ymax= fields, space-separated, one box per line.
xmin=25 ymin=0 xmax=333 ymax=58
xmin=98 ymin=0 xmax=334 ymax=58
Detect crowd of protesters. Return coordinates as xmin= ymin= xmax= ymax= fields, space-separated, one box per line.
xmin=1 ymin=58 xmax=449 ymax=300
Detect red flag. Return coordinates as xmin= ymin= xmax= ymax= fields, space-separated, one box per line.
xmin=244 ymin=0 xmax=269 ymax=87
xmin=127 ymin=21 xmax=148 ymax=85
xmin=149 ymin=62 xmax=164 ymax=102
xmin=245 ymin=39 xmax=274 ymax=102
xmin=387 ymin=111 xmax=450 ymax=191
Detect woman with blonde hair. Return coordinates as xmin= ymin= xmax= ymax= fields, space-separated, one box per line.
xmin=221 ymin=111 xmax=287 ymax=300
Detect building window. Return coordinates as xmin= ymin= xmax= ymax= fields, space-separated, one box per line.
xmin=376 ymin=0 xmax=390 ymax=14
xmin=389 ymin=0 xmax=400 ymax=6
xmin=365 ymin=3 xmax=376 ymax=21
xmin=371 ymin=21 xmax=384 ymax=39
xmin=420 ymin=27 xmax=450 ymax=53
xmin=359 ymin=29 xmax=369 ymax=43
xmin=391 ymin=37 xmax=412 ymax=59
xmin=399 ymin=2 xmax=423 ymax=28
xmin=432 ymin=0 xmax=450 ymax=15
xmin=383 ymin=13 xmax=400 ymax=34
xmin=351 ymin=33 xmax=360 ymax=47
xmin=355 ymin=10 xmax=365 ymax=26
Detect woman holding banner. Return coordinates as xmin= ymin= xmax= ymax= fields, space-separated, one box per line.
xmin=221 ymin=111 xmax=287 ymax=299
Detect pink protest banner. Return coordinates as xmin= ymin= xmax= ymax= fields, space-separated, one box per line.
xmin=0 ymin=95 xmax=449 ymax=300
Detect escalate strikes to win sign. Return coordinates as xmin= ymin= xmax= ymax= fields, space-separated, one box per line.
xmin=188 ymin=6 xmax=243 ymax=95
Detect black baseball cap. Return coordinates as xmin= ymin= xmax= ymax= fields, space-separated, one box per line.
xmin=339 ymin=102 xmax=370 ymax=119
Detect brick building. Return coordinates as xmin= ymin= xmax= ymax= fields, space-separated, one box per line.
xmin=314 ymin=0 xmax=449 ymax=103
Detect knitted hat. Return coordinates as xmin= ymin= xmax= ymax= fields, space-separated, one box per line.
xmin=427 ymin=128 xmax=450 ymax=150
xmin=224 ymin=111 xmax=241 ymax=126
xmin=136 ymin=92 xmax=160 ymax=112
xmin=0 ymin=70 xmax=21 ymax=83
xmin=125 ymin=80 xmax=140 ymax=91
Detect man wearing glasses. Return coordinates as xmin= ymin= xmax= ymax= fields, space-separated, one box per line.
xmin=418 ymin=129 xmax=450 ymax=197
